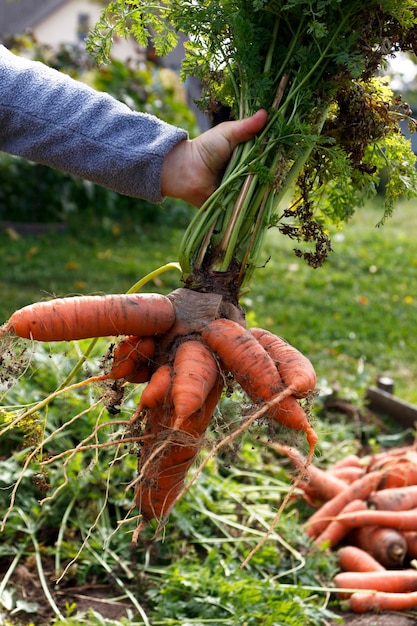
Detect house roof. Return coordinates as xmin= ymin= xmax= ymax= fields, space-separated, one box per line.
xmin=0 ymin=0 xmax=67 ymax=38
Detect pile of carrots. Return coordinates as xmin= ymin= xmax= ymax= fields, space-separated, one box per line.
xmin=268 ymin=441 xmax=417 ymax=614
xmin=0 ymin=288 xmax=318 ymax=537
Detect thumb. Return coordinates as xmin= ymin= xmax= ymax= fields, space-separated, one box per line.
xmin=222 ymin=109 xmax=268 ymax=150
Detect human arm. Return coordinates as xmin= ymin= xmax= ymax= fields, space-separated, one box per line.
xmin=0 ymin=45 xmax=267 ymax=206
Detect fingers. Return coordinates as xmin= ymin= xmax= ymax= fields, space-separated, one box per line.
xmin=222 ymin=109 xmax=268 ymax=149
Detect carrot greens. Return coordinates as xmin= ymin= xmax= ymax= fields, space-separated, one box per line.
xmin=88 ymin=0 xmax=417 ymax=297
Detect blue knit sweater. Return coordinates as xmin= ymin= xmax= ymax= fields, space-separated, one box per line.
xmin=0 ymin=45 xmax=188 ymax=203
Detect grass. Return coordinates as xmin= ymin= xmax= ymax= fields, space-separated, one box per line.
xmin=1 ymin=194 xmax=417 ymax=625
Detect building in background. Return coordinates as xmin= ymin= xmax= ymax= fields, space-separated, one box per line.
xmin=0 ymin=0 xmax=138 ymax=60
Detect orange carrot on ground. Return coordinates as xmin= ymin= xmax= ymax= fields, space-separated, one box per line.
xmin=171 ymin=338 xmax=219 ymax=427
xmin=335 ymin=507 xmax=417 ymax=532
xmin=330 ymin=454 xmax=363 ymax=470
xmin=202 ymin=319 xmax=318 ymax=464
xmin=348 ymin=590 xmax=417 ymax=613
xmin=304 ymin=470 xmax=382 ymax=539
xmin=349 ymin=525 xmax=407 ymax=568
xmin=314 ymin=499 xmax=367 ymax=548
xmin=337 ymin=545 xmax=385 ymax=573
xmin=334 ymin=569 xmax=417 ymax=594
xmin=250 ymin=327 xmax=316 ymax=398
xmin=328 ymin=466 xmax=366 ymax=484
xmin=0 ymin=293 xmax=175 ymax=341
xmin=265 ymin=442 xmax=346 ymax=503
xmin=402 ymin=531 xmax=417 ymax=560
xmin=368 ymin=485 xmax=417 ymax=511
xmin=377 ymin=457 xmax=417 ymax=489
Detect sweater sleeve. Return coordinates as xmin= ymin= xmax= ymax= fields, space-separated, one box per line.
xmin=0 ymin=45 xmax=188 ymax=203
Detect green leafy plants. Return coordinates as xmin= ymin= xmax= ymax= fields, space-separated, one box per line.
xmin=89 ymin=0 xmax=417 ymax=295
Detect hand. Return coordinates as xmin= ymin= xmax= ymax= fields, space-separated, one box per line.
xmin=161 ymin=110 xmax=268 ymax=208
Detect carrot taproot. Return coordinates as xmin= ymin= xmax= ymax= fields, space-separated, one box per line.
xmin=348 ymin=590 xmax=417 ymax=613
xmin=304 ymin=470 xmax=382 ymax=538
xmin=402 ymin=531 xmax=417 ymax=560
xmin=314 ymin=499 xmax=367 ymax=548
xmin=335 ymin=507 xmax=417 ymax=532
xmin=202 ymin=319 xmax=283 ymax=401
xmin=264 ymin=441 xmax=346 ymax=503
xmin=250 ymin=327 xmax=316 ymax=398
xmin=0 ymin=293 xmax=175 ymax=341
xmin=202 ymin=319 xmax=318 ymax=462
xmin=103 ymin=335 xmax=155 ymax=382
xmin=134 ymin=375 xmax=224 ymax=528
xmin=337 ymin=546 xmax=386 ymax=573
xmin=368 ymin=485 xmax=417 ymax=512
xmin=171 ymin=339 xmax=219 ymax=427
xmin=334 ymin=569 xmax=417 ymax=594
xmin=136 ymin=364 xmax=173 ymax=414
xmin=349 ymin=525 xmax=407 ymax=568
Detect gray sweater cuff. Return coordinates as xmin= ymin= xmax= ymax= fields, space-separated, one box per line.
xmin=0 ymin=45 xmax=188 ymax=203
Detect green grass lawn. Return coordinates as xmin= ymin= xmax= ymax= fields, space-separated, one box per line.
xmin=1 ymin=195 xmax=416 ymax=403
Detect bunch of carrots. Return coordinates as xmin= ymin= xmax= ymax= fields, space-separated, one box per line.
xmin=0 ymin=288 xmax=318 ymax=538
xmin=268 ymin=440 xmax=417 ymax=614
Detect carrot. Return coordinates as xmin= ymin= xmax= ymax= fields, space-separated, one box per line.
xmin=402 ymin=531 xmax=417 ymax=560
xmin=0 ymin=293 xmax=175 ymax=341
xmin=202 ymin=319 xmax=318 ymax=463
xmin=250 ymin=327 xmax=316 ymax=398
xmin=304 ymin=470 xmax=382 ymax=538
xmin=171 ymin=339 xmax=219 ymax=427
xmin=104 ymin=336 xmax=155 ymax=382
xmin=330 ymin=454 xmax=363 ymax=470
xmin=334 ymin=569 xmax=417 ymax=594
xmin=314 ymin=499 xmax=367 ymax=548
xmin=337 ymin=545 xmax=386 ymax=573
xmin=368 ymin=486 xmax=417 ymax=512
xmin=136 ymin=364 xmax=173 ymax=414
xmin=328 ymin=466 xmax=366 ymax=484
xmin=335 ymin=507 xmax=417 ymax=532
xmin=349 ymin=525 xmax=407 ymax=568
xmin=366 ymin=443 xmax=417 ymax=470
xmin=264 ymin=442 xmax=346 ymax=503
xmin=134 ymin=375 xmax=224 ymax=528
xmin=202 ymin=319 xmax=283 ymax=401
xmin=377 ymin=456 xmax=417 ymax=489
xmin=348 ymin=590 xmax=417 ymax=613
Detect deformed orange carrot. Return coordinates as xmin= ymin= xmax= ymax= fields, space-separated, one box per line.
xmin=0 ymin=293 xmax=175 ymax=341
xmin=202 ymin=318 xmax=282 ymax=402
xmin=171 ymin=339 xmax=219 ymax=427
xmin=202 ymin=319 xmax=318 ymax=462
xmin=105 ymin=335 xmax=155 ymax=382
xmin=250 ymin=327 xmax=316 ymax=398
xmin=134 ymin=375 xmax=224 ymax=529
